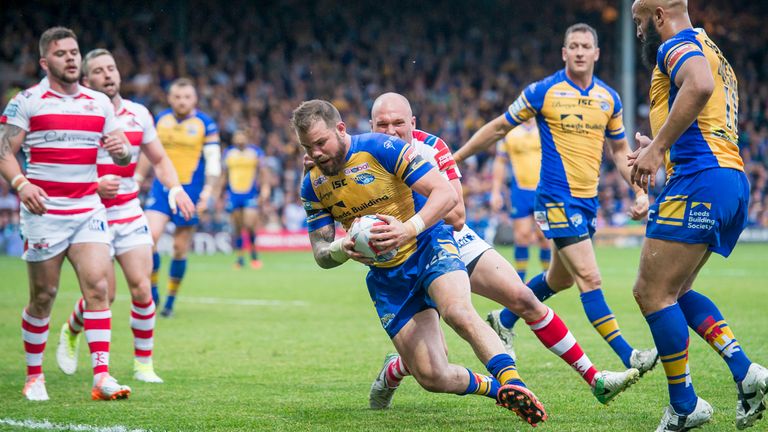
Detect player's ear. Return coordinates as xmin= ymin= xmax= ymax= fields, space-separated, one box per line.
xmin=411 ymin=116 xmax=416 ymax=128
xmin=654 ymin=6 xmax=664 ymax=28
xmin=369 ymin=119 xmax=374 ymax=132
xmin=336 ymin=121 xmax=346 ymax=135
xmin=594 ymin=47 xmax=600 ymax=61
xmin=39 ymin=57 xmax=48 ymax=72
xmin=561 ymin=46 xmax=567 ymax=62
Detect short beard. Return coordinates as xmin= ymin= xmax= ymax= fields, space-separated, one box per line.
xmin=316 ymin=133 xmax=347 ymax=176
xmin=641 ymin=20 xmax=662 ymax=70
xmin=49 ymin=65 xmax=79 ymax=84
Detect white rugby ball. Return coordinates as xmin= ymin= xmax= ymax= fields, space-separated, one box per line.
xmin=348 ymin=215 xmax=398 ymax=263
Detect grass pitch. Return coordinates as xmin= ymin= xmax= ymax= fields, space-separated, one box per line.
xmin=1 ymin=243 xmax=767 ymax=431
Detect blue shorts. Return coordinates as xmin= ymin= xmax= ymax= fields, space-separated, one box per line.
xmin=366 ymin=224 xmax=466 ymax=338
xmin=146 ymin=180 xmax=201 ymax=226
xmin=226 ymin=191 xmax=258 ymax=212
xmin=533 ymin=188 xmax=598 ymax=239
xmin=647 ymin=168 xmax=749 ymax=257
xmin=510 ymin=185 xmax=536 ymax=219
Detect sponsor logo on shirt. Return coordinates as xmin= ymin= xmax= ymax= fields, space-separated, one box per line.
xmin=354 ymin=173 xmax=375 ymax=185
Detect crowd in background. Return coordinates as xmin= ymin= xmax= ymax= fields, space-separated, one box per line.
xmin=1 ymin=0 xmax=767 ymax=253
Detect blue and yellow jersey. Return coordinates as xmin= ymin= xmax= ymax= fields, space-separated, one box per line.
xmin=301 ymin=133 xmax=434 ymax=268
xmin=504 ymin=69 xmax=625 ymax=198
xmin=650 ymin=28 xmax=743 ymax=177
xmin=155 ymin=109 xmax=219 ymax=185
xmin=497 ymin=122 xmax=541 ymax=190
xmin=224 ymin=144 xmax=263 ymax=194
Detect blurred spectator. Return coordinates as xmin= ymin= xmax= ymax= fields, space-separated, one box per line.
xmin=0 ymin=0 xmax=766 ymax=256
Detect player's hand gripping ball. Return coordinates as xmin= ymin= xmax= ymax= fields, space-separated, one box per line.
xmin=348 ymin=215 xmax=398 ymax=263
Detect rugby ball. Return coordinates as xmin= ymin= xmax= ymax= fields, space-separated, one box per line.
xmin=348 ymin=215 xmax=398 ymax=263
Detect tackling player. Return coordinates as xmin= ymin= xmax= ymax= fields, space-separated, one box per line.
xmin=55 ymin=49 xmax=195 ymax=384
xmin=0 ymin=27 xmax=132 ymax=401
xmin=454 ymin=23 xmax=658 ymax=375
xmin=631 ymin=1 xmax=768 ymax=429
xmin=367 ymin=92 xmax=639 ymax=410
xmin=143 ymin=78 xmax=221 ymax=317
xmin=297 ymin=99 xmax=547 ymax=427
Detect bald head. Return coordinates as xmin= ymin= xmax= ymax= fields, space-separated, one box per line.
xmin=370 ymin=92 xmax=416 ymax=143
xmin=632 ymin=0 xmax=692 ymax=68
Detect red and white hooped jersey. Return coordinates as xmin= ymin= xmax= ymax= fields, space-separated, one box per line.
xmin=96 ymin=98 xmax=157 ymax=225
xmin=1 ymin=79 xmax=119 ymax=215
xmin=411 ymin=129 xmax=461 ymax=181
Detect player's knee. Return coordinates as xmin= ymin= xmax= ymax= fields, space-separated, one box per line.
xmin=412 ymin=368 xmax=451 ymax=393
xmin=440 ymin=303 xmax=477 ymax=336
xmin=513 ymin=230 xmax=530 ymax=246
xmin=30 ymin=284 xmax=58 ymax=308
xmin=576 ymin=269 xmax=602 ymax=290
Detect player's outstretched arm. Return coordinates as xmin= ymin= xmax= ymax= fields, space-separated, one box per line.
xmin=453 ymin=114 xmax=513 ymax=163
xmin=630 ymin=56 xmax=714 ymax=188
xmin=0 ymin=123 xmax=48 ymax=215
xmin=142 ymin=138 xmax=195 ymax=220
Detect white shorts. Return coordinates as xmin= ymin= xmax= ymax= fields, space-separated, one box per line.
xmin=453 ymin=224 xmax=493 ymax=267
xmin=110 ymin=214 xmax=153 ymax=257
xmin=20 ymin=207 xmax=111 ymax=262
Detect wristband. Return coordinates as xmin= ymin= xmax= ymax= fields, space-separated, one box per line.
xmin=329 ymin=238 xmax=349 ymax=263
xmin=407 ymin=214 xmax=426 ymax=236
xmin=11 ymin=174 xmax=26 ymax=189
xmin=16 ymin=180 xmax=31 ymax=192
xmin=168 ymin=185 xmax=183 ymax=213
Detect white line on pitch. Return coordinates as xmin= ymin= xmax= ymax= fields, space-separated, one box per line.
xmin=57 ymin=292 xmax=308 ymax=307
xmin=0 ymin=418 xmax=150 ymax=432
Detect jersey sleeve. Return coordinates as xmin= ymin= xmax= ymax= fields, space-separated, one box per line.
xmin=139 ymin=105 xmax=158 ymax=144
xmin=300 ymin=172 xmax=334 ymax=232
xmin=201 ymin=113 xmax=220 ymax=146
xmin=657 ymin=39 xmax=705 ymax=82
xmin=431 ymin=137 xmax=461 ymax=180
xmin=376 ymin=137 xmax=433 ymax=187
xmin=99 ymin=95 xmax=120 ymax=134
xmin=605 ymin=88 xmax=626 ymax=140
xmin=0 ymin=92 xmax=29 ymax=130
xmin=505 ymin=81 xmax=546 ymax=127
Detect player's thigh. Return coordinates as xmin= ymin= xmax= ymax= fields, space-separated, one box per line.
xmin=470 ymin=249 xmax=543 ymax=319
xmin=242 ymin=208 xmax=259 ymax=229
xmin=513 ymin=217 xmax=535 ymax=245
xmin=427 ymin=270 xmax=473 ymax=313
xmin=67 ymin=243 xmax=112 ymax=295
xmin=115 ymin=245 xmax=153 ymax=300
xmin=146 ymin=210 xmax=170 ymax=244
xmin=391 ymin=308 xmax=450 ymax=376
xmin=635 ymin=238 xmax=709 ymax=308
xmin=555 ymin=238 xmax=601 ymax=290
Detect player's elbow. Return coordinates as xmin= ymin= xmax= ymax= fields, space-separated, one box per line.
xmin=446 ymin=210 xmax=466 ymax=231
xmin=691 ymin=76 xmax=715 ymax=103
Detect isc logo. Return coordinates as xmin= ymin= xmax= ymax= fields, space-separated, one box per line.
xmin=332 ymin=179 xmax=348 ymax=189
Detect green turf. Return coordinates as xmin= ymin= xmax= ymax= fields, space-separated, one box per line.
xmin=1 ymin=244 xmax=767 ymax=431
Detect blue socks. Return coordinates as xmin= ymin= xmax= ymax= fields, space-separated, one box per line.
xmin=581 ymin=289 xmax=634 ymax=367
xmin=646 ymin=304 xmax=697 ymax=415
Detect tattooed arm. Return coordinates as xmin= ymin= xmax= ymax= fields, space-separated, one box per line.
xmin=0 ymin=123 xmax=48 ymax=214
xmin=309 ymin=224 xmax=345 ymax=269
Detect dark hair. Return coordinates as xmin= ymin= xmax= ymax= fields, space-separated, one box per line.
xmin=39 ymin=26 xmax=77 ymax=57
xmin=290 ymin=100 xmax=342 ymax=135
xmin=82 ymin=48 xmax=113 ymax=75
xmin=564 ymin=23 xmax=599 ymax=47
xmin=170 ymin=77 xmax=195 ymax=89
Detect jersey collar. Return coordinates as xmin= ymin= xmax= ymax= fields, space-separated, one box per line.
xmin=562 ymin=69 xmax=595 ymax=96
